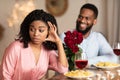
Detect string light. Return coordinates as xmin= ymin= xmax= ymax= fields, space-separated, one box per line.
xmin=7 ymin=0 xmax=35 ymax=27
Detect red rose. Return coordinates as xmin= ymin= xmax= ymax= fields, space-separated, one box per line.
xmin=64 ymin=30 xmax=83 ymax=53
xmin=71 ymin=45 xmax=79 ymax=53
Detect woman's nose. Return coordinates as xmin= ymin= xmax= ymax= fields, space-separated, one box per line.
xmin=34 ymin=30 xmax=39 ymax=36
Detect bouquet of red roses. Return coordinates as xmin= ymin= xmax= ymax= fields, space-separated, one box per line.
xmin=64 ymin=30 xmax=83 ymax=70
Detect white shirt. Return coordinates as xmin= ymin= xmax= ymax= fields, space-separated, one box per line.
xmin=60 ymin=31 xmax=118 ymax=65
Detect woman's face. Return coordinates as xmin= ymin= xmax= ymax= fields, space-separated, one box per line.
xmin=29 ymin=20 xmax=48 ymax=45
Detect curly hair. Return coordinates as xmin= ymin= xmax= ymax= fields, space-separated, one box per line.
xmin=17 ymin=9 xmax=58 ymax=50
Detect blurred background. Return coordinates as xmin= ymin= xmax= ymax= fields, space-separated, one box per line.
xmin=0 ymin=0 xmax=120 ymax=62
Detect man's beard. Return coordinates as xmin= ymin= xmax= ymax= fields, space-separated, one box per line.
xmin=76 ymin=21 xmax=93 ymax=35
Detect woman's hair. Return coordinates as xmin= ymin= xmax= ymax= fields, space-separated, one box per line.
xmin=17 ymin=9 xmax=58 ymax=50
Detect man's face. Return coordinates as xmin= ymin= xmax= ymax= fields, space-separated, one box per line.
xmin=76 ymin=8 xmax=97 ymax=35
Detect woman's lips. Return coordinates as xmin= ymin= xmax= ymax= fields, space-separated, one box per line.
xmin=33 ymin=38 xmax=40 ymax=41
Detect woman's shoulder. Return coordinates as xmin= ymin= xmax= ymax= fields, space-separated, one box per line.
xmin=4 ymin=40 xmax=24 ymax=57
xmin=7 ymin=40 xmax=23 ymax=49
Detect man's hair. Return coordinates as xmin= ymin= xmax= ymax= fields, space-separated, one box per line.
xmin=80 ymin=3 xmax=98 ymax=19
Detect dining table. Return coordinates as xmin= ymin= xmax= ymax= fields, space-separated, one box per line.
xmin=47 ymin=66 xmax=120 ymax=80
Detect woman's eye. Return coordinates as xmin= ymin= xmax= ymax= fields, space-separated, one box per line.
xmin=39 ymin=29 xmax=44 ymax=32
xmin=30 ymin=28 xmax=34 ymax=32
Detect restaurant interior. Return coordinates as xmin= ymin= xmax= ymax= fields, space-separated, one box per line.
xmin=0 ymin=0 xmax=120 ymax=79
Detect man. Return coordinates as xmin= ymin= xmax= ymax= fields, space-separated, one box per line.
xmin=60 ymin=3 xmax=118 ymax=65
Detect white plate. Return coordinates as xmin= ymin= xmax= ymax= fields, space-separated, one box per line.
xmin=93 ymin=65 xmax=120 ymax=69
xmin=64 ymin=70 xmax=95 ymax=79
xmin=92 ymin=62 xmax=120 ymax=69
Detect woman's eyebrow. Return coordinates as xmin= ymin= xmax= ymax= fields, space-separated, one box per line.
xmin=29 ymin=25 xmax=47 ymax=28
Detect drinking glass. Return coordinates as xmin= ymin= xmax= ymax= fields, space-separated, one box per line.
xmin=75 ymin=52 xmax=88 ymax=70
xmin=113 ymin=41 xmax=120 ymax=56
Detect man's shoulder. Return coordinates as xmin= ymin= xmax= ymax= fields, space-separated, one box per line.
xmin=91 ymin=31 xmax=105 ymax=37
xmin=92 ymin=31 xmax=102 ymax=34
xmin=91 ymin=31 xmax=107 ymax=41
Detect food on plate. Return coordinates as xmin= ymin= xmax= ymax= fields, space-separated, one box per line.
xmin=95 ymin=62 xmax=120 ymax=67
xmin=64 ymin=70 xmax=94 ymax=78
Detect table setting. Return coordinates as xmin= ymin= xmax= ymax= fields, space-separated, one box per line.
xmin=48 ymin=50 xmax=120 ymax=80
xmin=48 ymin=61 xmax=120 ymax=80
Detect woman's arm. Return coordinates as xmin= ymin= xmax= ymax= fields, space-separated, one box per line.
xmin=55 ymin=40 xmax=68 ymax=67
xmin=46 ymin=21 xmax=68 ymax=67
xmin=1 ymin=41 xmax=19 ymax=80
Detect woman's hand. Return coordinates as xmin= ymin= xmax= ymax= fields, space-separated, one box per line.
xmin=45 ymin=21 xmax=61 ymax=43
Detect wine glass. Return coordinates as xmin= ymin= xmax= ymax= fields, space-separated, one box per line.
xmin=113 ymin=41 xmax=120 ymax=56
xmin=75 ymin=52 xmax=88 ymax=70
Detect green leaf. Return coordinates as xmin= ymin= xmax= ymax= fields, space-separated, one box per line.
xmin=71 ymin=54 xmax=75 ymax=62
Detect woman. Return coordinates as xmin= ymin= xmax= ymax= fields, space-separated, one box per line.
xmin=0 ymin=9 xmax=68 ymax=80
